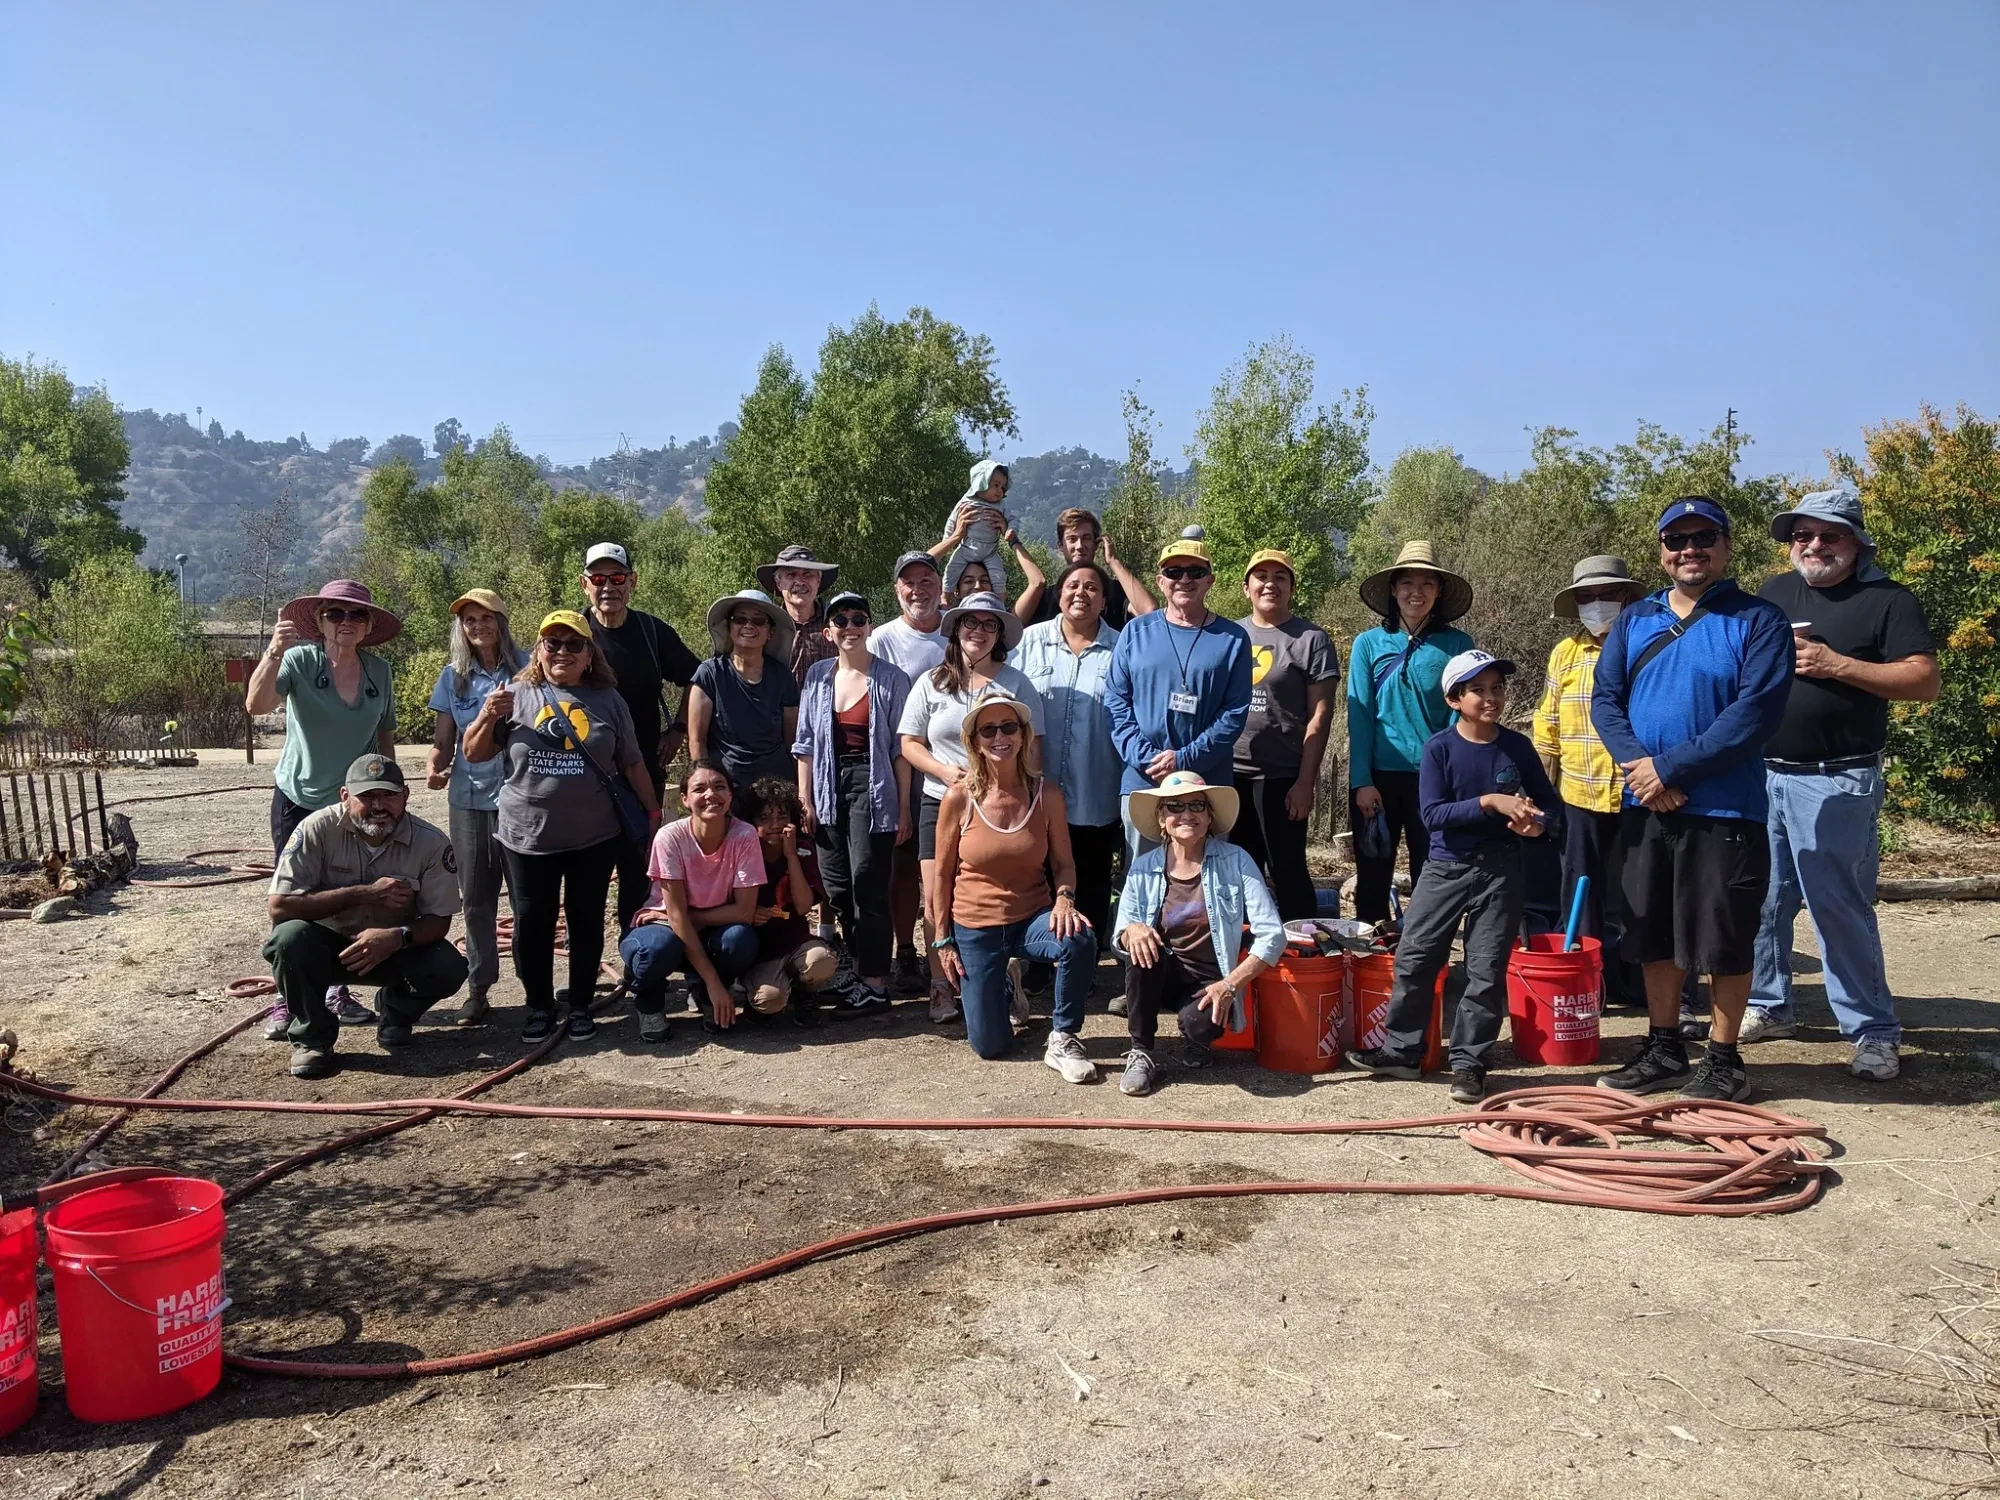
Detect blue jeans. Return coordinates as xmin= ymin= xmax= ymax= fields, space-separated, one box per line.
xmin=619 ymin=922 xmax=759 ymax=1015
xmin=1749 ymin=765 xmax=1896 ymax=1043
xmin=952 ymin=910 xmax=1096 ymax=1059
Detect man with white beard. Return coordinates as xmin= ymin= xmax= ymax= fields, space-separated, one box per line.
xmin=265 ymin=754 xmax=467 ymax=1080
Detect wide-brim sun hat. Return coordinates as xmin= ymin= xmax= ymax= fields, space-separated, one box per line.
xmin=705 ymin=589 xmax=797 ymax=660
xmin=449 ymin=587 xmax=509 ymax=619
xmin=1357 ymin=541 xmax=1473 ymax=624
xmin=756 ymin=544 xmax=841 ymax=596
xmin=959 ymin=685 xmax=1035 ymax=750
xmin=280 ymin=580 xmax=402 ymax=647
xmin=938 ymin=591 xmax=1024 ymax=651
xmin=1769 ymin=484 xmax=1877 ymax=557
xmin=1128 ymin=770 xmax=1240 ymax=843
xmin=1550 ymin=556 xmax=1645 ymax=620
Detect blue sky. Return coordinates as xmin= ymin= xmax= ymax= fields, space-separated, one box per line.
xmin=5 ymin=2 xmax=1994 ymax=479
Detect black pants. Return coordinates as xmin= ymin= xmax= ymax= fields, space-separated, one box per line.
xmin=1351 ymin=769 xmax=1426 ymax=924
xmin=818 ymin=756 xmax=896 ymax=978
xmin=503 ymin=838 xmax=620 ymax=1013
xmin=612 ymin=764 xmax=668 ymax=936
xmin=270 ymin=787 xmax=316 ymax=858
xmin=263 ymin=920 xmax=467 ymax=1051
xmin=1067 ymin=820 xmax=1122 ymax=950
xmin=1230 ymin=772 xmax=1317 ymax=920
xmin=1124 ymin=949 xmax=1228 ymax=1051
xmin=1561 ymin=801 xmax=1645 ymax=1007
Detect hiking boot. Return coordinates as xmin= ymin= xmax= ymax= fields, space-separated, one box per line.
xmin=1043 ymin=1030 xmax=1098 ymax=1085
xmin=565 ymin=1006 xmax=597 ymax=1040
xmin=1597 ymin=1036 xmax=1692 ymax=1094
xmin=1119 ymin=1048 xmax=1162 ymax=1097
xmin=329 ymin=986 xmax=375 ymax=1026
xmin=289 ymin=1045 xmax=336 ymax=1080
xmin=1351 ymin=1048 xmax=1420 ymax=1081
xmin=521 ymin=1010 xmax=556 ymax=1043
xmin=1737 ymin=1009 xmax=1797 ymax=1044
xmin=1681 ymin=1053 xmax=1751 ymax=1102
xmin=262 ymin=1002 xmax=291 ymax=1041
xmin=455 ymin=988 xmax=491 ymax=1027
xmin=1850 ymin=1037 xmax=1900 ymax=1082
xmin=638 ymin=1010 xmax=672 ymax=1043
xmin=376 ymin=1020 xmax=413 ymax=1049
xmin=1449 ymin=1065 xmax=1487 ymax=1104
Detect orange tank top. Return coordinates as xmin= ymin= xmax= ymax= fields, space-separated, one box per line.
xmin=951 ymin=780 xmax=1052 ymax=928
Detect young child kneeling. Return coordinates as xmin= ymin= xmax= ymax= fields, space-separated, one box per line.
xmin=1353 ymin=650 xmax=1560 ymax=1103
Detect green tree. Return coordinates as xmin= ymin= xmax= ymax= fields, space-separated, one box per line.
xmin=1100 ymin=389 xmax=1193 ymax=582
xmin=1347 ymin=446 xmax=1488 ymax=584
xmin=0 ymin=355 xmax=141 ymax=594
xmin=1187 ymin=337 xmax=1373 ymax=608
xmin=703 ymin=306 xmax=1018 ymax=591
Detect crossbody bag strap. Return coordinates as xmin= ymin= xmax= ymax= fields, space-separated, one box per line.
xmin=1371 ymin=630 xmax=1425 ymax=693
xmin=1628 ymin=605 xmax=1710 ymax=682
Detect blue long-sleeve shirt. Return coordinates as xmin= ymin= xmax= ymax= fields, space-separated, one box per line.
xmin=1346 ymin=624 xmax=1476 ymax=787
xmin=1104 ymin=610 xmax=1253 ymax=795
xmin=1418 ymin=724 xmax=1563 ymax=864
xmin=1589 ymin=580 xmax=1794 ymax=821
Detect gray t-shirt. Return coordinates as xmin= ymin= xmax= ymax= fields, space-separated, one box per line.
xmin=493 ymin=682 xmax=641 ymax=854
xmin=896 ymin=663 xmax=1046 ymax=801
xmin=1235 ymin=616 xmax=1339 ymax=774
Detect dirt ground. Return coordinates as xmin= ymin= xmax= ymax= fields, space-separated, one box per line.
xmin=5 ymin=756 xmax=2000 ymax=1499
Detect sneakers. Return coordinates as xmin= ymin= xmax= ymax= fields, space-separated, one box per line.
xmin=376 ymin=1020 xmax=413 ymax=1049
xmin=1180 ymin=1037 xmax=1215 ymax=1070
xmin=927 ymin=980 xmax=961 ymax=1023
xmin=1449 ymin=1065 xmax=1486 ymax=1104
xmin=1737 ymin=1009 xmax=1797 ymax=1044
xmin=289 ymin=1045 xmax=335 ymax=1079
xmin=1350 ymin=1048 xmax=1420 ymax=1081
xmin=521 ymin=1010 xmax=556 ymax=1043
xmin=790 ymin=991 xmax=822 ymax=1029
xmin=1106 ymin=992 xmax=1129 ymax=1018
xmin=1119 ymin=1048 xmax=1162 ymax=1097
xmin=262 ymin=1002 xmax=291 ymax=1042
xmin=565 ymin=1007 xmax=597 ymax=1040
xmin=893 ymin=953 xmax=926 ymax=994
xmin=329 ymin=986 xmax=376 ymax=1026
xmin=1681 ymin=1052 xmax=1751 ymax=1102
xmin=1677 ymin=1003 xmax=1709 ymax=1041
xmin=836 ymin=977 xmax=891 ymax=1014
xmin=1043 ymin=1030 xmax=1098 ymax=1085
xmin=1850 ymin=1037 xmax=1900 ymax=1081
xmin=1597 ymin=1035 xmax=1693 ymax=1094
xmin=638 ymin=1010 xmax=672 ymax=1043
xmin=455 ymin=988 xmax=491 ymax=1027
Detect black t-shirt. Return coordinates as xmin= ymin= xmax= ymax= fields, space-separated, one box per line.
xmin=755 ymin=845 xmax=826 ymax=961
xmin=692 ymin=655 xmax=800 ymax=789
xmin=587 ymin=608 xmax=700 ymax=785
xmin=1758 ymin=571 xmax=1935 ymax=762
xmin=1030 ymin=571 xmax=1133 ymax=630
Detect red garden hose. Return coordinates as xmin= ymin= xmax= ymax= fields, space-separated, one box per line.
xmin=131 ymin=848 xmax=275 ymax=889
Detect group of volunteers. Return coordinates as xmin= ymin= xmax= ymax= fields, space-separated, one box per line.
xmin=249 ymin=462 xmax=1937 ymax=1110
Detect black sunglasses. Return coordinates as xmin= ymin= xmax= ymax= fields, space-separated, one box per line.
xmin=540 ymin=636 xmax=590 ymax=655
xmin=975 ymin=719 xmax=1022 ymax=739
xmin=1661 ymin=528 xmax=1722 ymax=553
xmin=1160 ymin=565 xmax=1211 ymax=582
xmin=827 ymin=610 xmax=870 ymax=628
xmin=727 ymin=613 xmax=771 ymax=629
xmin=319 ymin=606 xmax=372 ymax=623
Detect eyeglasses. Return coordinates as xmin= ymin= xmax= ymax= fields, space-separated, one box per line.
xmin=957 ymin=616 xmax=1000 ymax=634
xmin=540 ymin=636 xmax=589 ymax=655
xmin=1789 ymin=527 xmax=1852 ymax=548
xmin=1160 ymin=565 xmax=1211 ymax=582
xmin=827 ymin=610 xmax=870 ymax=628
xmin=1159 ymin=799 xmax=1211 ymax=816
xmin=586 ymin=571 xmax=631 ymax=587
xmin=728 ymin=613 xmax=770 ymax=629
xmin=1660 ymin=528 xmax=1722 ymax=553
xmin=320 ymin=607 xmax=371 ymax=624
xmin=975 ymin=719 xmax=1022 ymax=739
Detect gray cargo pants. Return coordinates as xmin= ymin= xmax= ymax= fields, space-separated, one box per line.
xmin=1381 ymin=845 xmax=1526 ymax=1071
xmin=449 ymin=803 xmax=510 ymax=991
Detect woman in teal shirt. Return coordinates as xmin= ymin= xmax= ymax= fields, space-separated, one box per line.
xmin=1345 ymin=542 xmax=1475 ymax=923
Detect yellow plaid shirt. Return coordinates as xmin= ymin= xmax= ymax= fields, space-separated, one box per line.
xmin=1532 ymin=629 xmax=1622 ymax=814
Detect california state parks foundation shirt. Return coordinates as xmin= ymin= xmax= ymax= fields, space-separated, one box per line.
xmin=270 ymin=804 xmax=461 ymax=936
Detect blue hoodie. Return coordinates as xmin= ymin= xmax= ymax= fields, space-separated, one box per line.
xmin=1590 ymin=580 xmax=1794 ymax=821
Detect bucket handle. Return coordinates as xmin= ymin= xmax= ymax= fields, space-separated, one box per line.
xmin=81 ymin=1263 xmax=232 ymax=1326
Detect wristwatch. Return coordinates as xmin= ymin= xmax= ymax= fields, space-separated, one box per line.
xmin=397 ymin=926 xmax=412 ymax=949
xmin=1054 ymin=886 xmax=1076 ymax=901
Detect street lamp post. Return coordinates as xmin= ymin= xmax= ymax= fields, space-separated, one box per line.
xmin=174 ymin=553 xmax=189 ymax=602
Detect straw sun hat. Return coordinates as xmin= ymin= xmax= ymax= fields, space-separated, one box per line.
xmin=704 ymin=589 xmax=797 ymax=659
xmin=1357 ymin=541 xmax=1473 ymax=624
xmin=1127 ymin=770 xmax=1240 ymax=843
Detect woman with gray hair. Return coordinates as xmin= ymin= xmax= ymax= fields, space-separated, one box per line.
xmin=424 ymin=588 xmax=526 ymax=1025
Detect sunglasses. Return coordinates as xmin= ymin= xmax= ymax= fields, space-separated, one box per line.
xmin=1661 ymin=528 xmax=1722 ymax=553
xmin=975 ymin=719 xmax=1023 ymax=739
xmin=319 ymin=607 xmax=372 ymax=624
xmin=1159 ymin=799 xmax=1211 ymax=816
xmin=1160 ymin=565 xmax=1211 ymax=582
xmin=728 ymin=613 xmax=771 ymax=629
xmin=827 ymin=610 xmax=870 ymax=628
xmin=540 ymin=636 xmax=590 ymax=655
xmin=586 ymin=571 xmax=632 ymax=587
xmin=957 ymin=616 xmax=1000 ymax=634
xmin=1789 ymin=528 xmax=1852 ymax=548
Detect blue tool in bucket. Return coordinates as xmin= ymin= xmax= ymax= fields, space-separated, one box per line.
xmin=1562 ymin=875 xmax=1590 ymax=952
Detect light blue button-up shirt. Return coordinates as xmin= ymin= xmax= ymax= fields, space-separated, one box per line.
xmin=1015 ymin=615 xmax=1123 ymax=828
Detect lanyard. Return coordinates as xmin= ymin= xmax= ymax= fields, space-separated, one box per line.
xmin=1165 ymin=611 xmax=1211 ymax=694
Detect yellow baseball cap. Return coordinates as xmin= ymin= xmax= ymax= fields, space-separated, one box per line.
xmin=537 ymin=609 xmax=593 ymax=639
xmin=1243 ymin=548 xmax=1296 ymax=582
xmin=1157 ymin=536 xmax=1214 ymax=568
xmin=450 ymin=588 xmax=508 ymax=618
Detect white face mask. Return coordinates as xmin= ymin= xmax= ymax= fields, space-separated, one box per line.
xmin=1577 ymin=601 xmax=1623 ymax=634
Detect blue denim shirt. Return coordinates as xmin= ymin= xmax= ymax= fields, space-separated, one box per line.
xmin=427 ymin=661 xmax=513 ymax=812
xmin=792 ymin=656 xmax=911 ymax=834
xmin=1014 ymin=616 xmax=1123 ymax=828
xmin=1112 ymin=838 xmax=1288 ymax=1026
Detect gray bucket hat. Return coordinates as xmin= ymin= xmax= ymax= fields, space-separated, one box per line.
xmin=1771 ymin=484 xmax=1876 ymax=556
xmin=756 ymin=544 xmax=840 ymax=596
xmin=705 ymin=589 xmax=796 ymax=660
xmin=938 ymin=591 xmax=1024 ymax=651
xmin=1551 ymin=555 xmax=1646 ymax=620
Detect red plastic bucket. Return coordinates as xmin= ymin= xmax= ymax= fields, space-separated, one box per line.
xmin=0 ymin=1207 xmax=36 ymax=1439
xmin=1348 ymin=953 xmax=1446 ymax=1073
xmin=1254 ymin=954 xmax=1345 ymax=1074
xmin=1506 ymin=934 xmax=1604 ymax=1066
xmin=43 ymin=1177 xmax=227 ymax=1423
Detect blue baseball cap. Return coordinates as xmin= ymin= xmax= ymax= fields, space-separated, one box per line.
xmin=1656 ymin=496 xmax=1731 ymax=536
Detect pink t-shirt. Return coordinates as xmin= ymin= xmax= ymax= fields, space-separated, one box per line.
xmin=644 ymin=817 xmax=765 ymax=912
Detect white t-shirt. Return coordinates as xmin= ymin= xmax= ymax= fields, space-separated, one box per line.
xmin=869 ymin=617 xmax=947 ymax=682
xmin=896 ymin=663 xmax=1047 ymax=801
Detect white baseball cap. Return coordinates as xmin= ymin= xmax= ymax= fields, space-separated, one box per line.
xmin=583 ymin=542 xmax=630 ymax=570
xmin=1441 ymin=648 xmax=1516 ymax=695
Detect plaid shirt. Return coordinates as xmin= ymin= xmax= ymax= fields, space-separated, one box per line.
xmin=787 ymin=607 xmax=837 ymax=688
xmin=1532 ymin=629 xmax=1622 ymax=814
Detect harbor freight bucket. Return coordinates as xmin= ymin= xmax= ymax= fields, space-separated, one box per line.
xmin=1254 ymin=954 xmax=1345 ymax=1074
xmin=1348 ymin=953 xmax=1446 ymax=1074
xmin=43 ymin=1177 xmax=227 ymax=1423
xmin=1507 ymin=934 xmax=1604 ymax=1066
xmin=0 ymin=1207 xmax=35 ymax=1438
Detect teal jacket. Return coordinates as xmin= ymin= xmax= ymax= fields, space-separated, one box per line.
xmin=1346 ymin=624 xmax=1476 ymax=786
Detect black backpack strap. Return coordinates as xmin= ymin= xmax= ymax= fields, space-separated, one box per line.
xmin=1628 ymin=606 xmax=1709 ymax=681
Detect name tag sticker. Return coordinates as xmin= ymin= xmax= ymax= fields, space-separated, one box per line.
xmin=1169 ymin=691 xmax=1199 ymax=715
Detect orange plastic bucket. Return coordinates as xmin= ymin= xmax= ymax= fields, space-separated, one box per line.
xmin=1348 ymin=952 xmax=1446 ymax=1073
xmin=43 ymin=1177 xmax=227 ymax=1423
xmin=1506 ymin=934 xmax=1603 ymax=1066
xmin=0 ymin=1207 xmax=36 ymax=1438
xmin=1254 ymin=954 xmax=1345 ymax=1074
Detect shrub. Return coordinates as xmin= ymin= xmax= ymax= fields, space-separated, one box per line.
xmin=393 ymin=647 xmax=449 ymax=744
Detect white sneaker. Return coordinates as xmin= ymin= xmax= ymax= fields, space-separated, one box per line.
xmin=1850 ymin=1037 xmax=1900 ymax=1082
xmin=1043 ymin=1030 xmax=1098 ymax=1085
xmin=1738 ymin=1010 xmax=1797 ymax=1044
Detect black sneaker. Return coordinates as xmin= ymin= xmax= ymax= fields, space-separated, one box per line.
xmin=1597 ymin=1037 xmax=1692 ymax=1094
xmin=1677 ymin=1003 xmax=1709 ymax=1041
xmin=565 ymin=1007 xmax=597 ymax=1040
xmin=1180 ymin=1037 xmax=1215 ymax=1070
xmin=893 ymin=953 xmax=925 ymax=994
xmin=1351 ymin=1048 xmax=1421 ymax=1081
xmin=521 ymin=1010 xmax=555 ymax=1043
xmin=791 ymin=992 xmax=822 ymax=1028
xmin=1448 ymin=1065 xmax=1486 ymax=1104
xmin=376 ymin=1021 xmax=413 ymax=1049
xmin=1680 ymin=1053 xmax=1751 ymax=1102
xmin=637 ymin=1010 xmax=672 ymax=1043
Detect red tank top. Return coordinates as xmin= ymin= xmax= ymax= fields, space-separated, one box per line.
xmin=834 ymin=687 xmax=870 ymax=757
